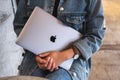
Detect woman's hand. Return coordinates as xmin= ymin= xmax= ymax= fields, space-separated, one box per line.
xmin=36 ymin=48 xmax=75 ymax=71
xmin=36 ymin=55 xmax=58 ymax=71
xmin=36 ymin=51 xmax=64 ymax=71
xmin=40 ymin=51 xmax=65 ymax=66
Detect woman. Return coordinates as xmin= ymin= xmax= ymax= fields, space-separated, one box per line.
xmin=14 ymin=0 xmax=106 ymax=80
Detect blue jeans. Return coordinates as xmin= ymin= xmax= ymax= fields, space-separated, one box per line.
xmin=31 ymin=58 xmax=90 ymax=80
xmin=31 ymin=67 xmax=72 ymax=80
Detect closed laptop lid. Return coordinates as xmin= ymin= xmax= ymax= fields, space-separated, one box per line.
xmin=16 ymin=6 xmax=81 ymax=70
xmin=16 ymin=6 xmax=81 ymax=54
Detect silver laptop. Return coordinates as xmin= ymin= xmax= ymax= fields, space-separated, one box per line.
xmin=16 ymin=7 xmax=81 ymax=70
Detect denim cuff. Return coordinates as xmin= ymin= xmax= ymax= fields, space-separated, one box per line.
xmin=73 ymin=38 xmax=92 ymax=61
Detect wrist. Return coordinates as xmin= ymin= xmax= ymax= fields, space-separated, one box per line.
xmin=61 ymin=48 xmax=74 ymax=61
xmin=72 ymin=46 xmax=81 ymax=59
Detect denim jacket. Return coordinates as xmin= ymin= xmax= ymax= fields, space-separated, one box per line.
xmin=14 ymin=0 xmax=106 ymax=80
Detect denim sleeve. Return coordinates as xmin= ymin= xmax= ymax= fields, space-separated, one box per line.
xmin=73 ymin=0 xmax=106 ymax=60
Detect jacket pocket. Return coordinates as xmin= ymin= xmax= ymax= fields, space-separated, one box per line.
xmin=59 ymin=12 xmax=86 ymax=32
xmin=66 ymin=15 xmax=85 ymax=24
xmin=60 ymin=12 xmax=86 ymax=25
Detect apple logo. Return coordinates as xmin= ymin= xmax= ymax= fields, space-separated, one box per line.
xmin=50 ymin=35 xmax=56 ymax=43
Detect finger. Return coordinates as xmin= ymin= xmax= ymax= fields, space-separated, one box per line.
xmin=50 ymin=62 xmax=56 ymax=72
xmin=55 ymin=66 xmax=59 ymax=70
xmin=45 ymin=57 xmax=50 ymax=67
xmin=47 ymin=58 xmax=53 ymax=70
xmin=36 ymin=56 xmax=46 ymax=64
xmin=37 ymin=62 xmax=46 ymax=70
xmin=39 ymin=52 xmax=49 ymax=57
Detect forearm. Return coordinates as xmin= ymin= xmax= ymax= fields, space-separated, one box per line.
xmin=73 ymin=0 xmax=106 ymax=60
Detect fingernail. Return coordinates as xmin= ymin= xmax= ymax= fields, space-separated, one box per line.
xmin=56 ymin=67 xmax=59 ymax=69
xmin=50 ymin=70 xmax=53 ymax=72
xmin=39 ymin=54 xmax=43 ymax=56
xmin=38 ymin=55 xmax=42 ymax=57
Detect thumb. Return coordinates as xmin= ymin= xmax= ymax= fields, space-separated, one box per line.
xmin=39 ymin=52 xmax=49 ymax=57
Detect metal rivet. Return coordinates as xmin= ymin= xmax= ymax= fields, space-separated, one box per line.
xmin=60 ymin=7 xmax=64 ymax=11
xmin=72 ymin=72 xmax=77 ymax=77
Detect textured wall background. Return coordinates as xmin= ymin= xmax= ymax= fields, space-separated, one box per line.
xmin=0 ymin=0 xmax=23 ymax=77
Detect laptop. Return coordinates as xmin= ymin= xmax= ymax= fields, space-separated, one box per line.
xmin=16 ymin=6 xmax=81 ymax=70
